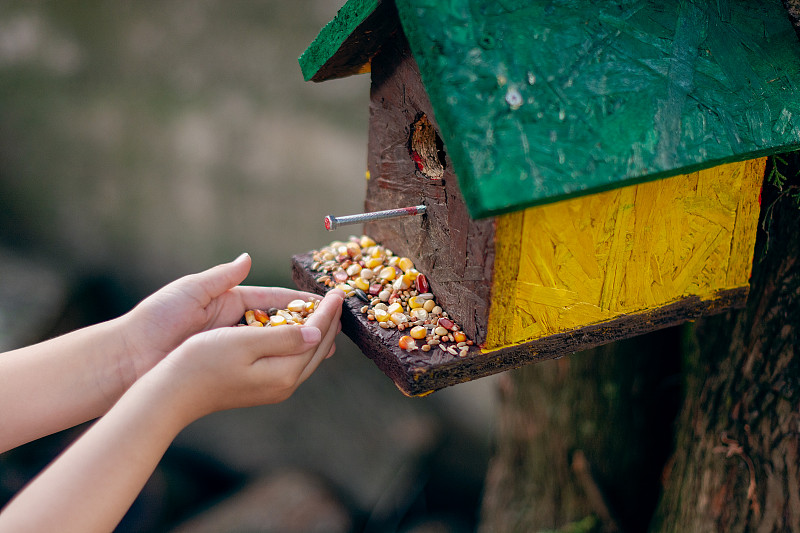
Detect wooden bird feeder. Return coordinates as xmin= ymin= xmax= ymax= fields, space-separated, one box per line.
xmin=292 ymin=0 xmax=800 ymax=396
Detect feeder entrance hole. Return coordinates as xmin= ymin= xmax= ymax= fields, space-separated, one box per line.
xmin=409 ymin=113 xmax=446 ymax=180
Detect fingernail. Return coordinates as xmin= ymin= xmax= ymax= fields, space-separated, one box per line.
xmin=301 ymin=326 xmax=322 ymax=344
xmin=234 ymin=252 xmax=250 ymax=263
xmin=330 ymin=288 xmax=346 ymax=299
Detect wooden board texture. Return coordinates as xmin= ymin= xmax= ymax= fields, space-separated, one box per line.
xmin=302 ymin=0 xmax=800 ymax=218
xmin=299 ymin=0 xmax=390 ymax=82
xmin=486 ymin=158 xmax=765 ymax=350
xmin=292 ymin=252 xmax=748 ymax=396
xmin=396 ymin=0 xmax=800 ymax=218
xmin=364 ymin=29 xmax=495 ymax=344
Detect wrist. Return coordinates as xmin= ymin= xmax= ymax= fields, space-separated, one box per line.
xmin=136 ymin=357 xmax=213 ymax=427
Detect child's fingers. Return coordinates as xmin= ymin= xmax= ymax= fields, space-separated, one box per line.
xmin=177 ymin=253 xmax=252 ymax=304
xmin=295 ymin=295 xmax=343 ymax=383
xmin=232 ymin=286 xmax=322 ymax=312
xmin=249 ymin=289 xmax=343 ymax=380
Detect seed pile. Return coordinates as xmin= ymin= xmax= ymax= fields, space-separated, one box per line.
xmin=310 ymin=235 xmax=473 ymax=356
xmin=239 ymin=298 xmax=319 ymax=327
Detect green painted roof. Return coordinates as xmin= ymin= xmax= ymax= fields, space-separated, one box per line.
xmin=301 ymin=0 xmax=800 ymax=219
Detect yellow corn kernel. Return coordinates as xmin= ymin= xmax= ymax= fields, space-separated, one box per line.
xmin=393 ymin=274 xmax=412 ymax=291
xmin=353 ymin=277 xmax=370 ymax=291
xmin=360 ymin=235 xmax=376 ymax=248
xmin=397 ymin=257 xmax=414 ymax=272
xmin=269 ymin=315 xmax=287 ymax=326
xmin=374 ymin=309 xmax=389 ymax=322
xmin=365 ymin=257 xmax=383 ymax=269
xmin=387 ymin=302 xmax=403 ymax=315
xmin=304 ymin=300 xmax=317 ymax=314
xmin=371 ymin=247 xmax=384 ymax=259
xmin=335 ymin=283 xmax=354 ymax=296
xmin=409 ymin=325 xmax=427 ymax=340
xmin=379 ymin=267 xmax=396 ymax=281
xmin=245 ymin=310 xmax=257 ymax=325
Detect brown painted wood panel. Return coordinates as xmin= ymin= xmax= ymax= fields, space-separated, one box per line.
xmin=364 ymin=30 xmax=495 ymax=343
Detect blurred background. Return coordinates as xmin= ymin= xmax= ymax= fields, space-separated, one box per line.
xmin=0 ymin=1 xmax=498 ymax=531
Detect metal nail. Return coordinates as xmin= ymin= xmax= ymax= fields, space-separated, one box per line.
xmin=324 ymin=205 xmax=426 ymax=231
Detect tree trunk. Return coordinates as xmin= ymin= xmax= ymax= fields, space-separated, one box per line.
xmin=479 ymin=327 xmax=683 ymax=533
xmin=650 ymin=157 xmax=800 ymax=532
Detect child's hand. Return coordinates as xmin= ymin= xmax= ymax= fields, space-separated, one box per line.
xmin=150 ymin=288 xmax=344 ymax=419
xmin=119 ymin=253 xmax=321 ymax=385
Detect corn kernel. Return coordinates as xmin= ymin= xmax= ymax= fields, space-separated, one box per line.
xmin=253 ymin=309 xmax=269 ymax=324
xmin=335 ymin=283 xmax=354 ymax=296
xmin=390 ymin=312 xmax=408 ymax=326
xmin=411 ymin=308 xmax=428 ymax=321
xmin=398 ymin=335 xmax=417 ymax=351
xmin=360 ymin=235 xmax=376 ymax=248
xmin=393 ymin=273 xmax=413 ymax=291
xmin=346 ymin=263 xmax=362 ymax=277
xmin=379 ymin=267 xmax=396 ymax=281
xmin=245 ymin=310 xmax=257 ymax=325
xmin=287 ymin=299 xmax=305 ymax=313
xmin=454 ymin=331 xmax=467 ymax=343
xmin=387 ymin=302 xmax=403 ymax=315
xmin=423 ymin=299 xmax=436 ymax=312
xmin=269 ymin=315 xmax=287 ymax=326
xmin=371 ymin=248 xmax=383 ymax=259
xmin=409 ymin=326 xmax=427 ymax=340
xmin=408 ymin=296 xmax=425 ymax=309
xmin=365 ymin=257 xmax=383 ymax=269
xmin=397 ymin=257 xmax=415 ymax=272
xmin=353 ymin=277 xmax=370 ymax=291
xmin=304 ymin=301 xmax=316 ymax=314
xmin=374 ymin=309 xmax=389 ymax=322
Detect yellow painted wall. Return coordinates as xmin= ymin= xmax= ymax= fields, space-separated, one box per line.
xmin=485 ymin=158 xmax=766 ymax=351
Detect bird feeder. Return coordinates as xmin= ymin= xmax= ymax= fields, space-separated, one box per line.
xmin=292 ymin=0 xmax=800 ymax=396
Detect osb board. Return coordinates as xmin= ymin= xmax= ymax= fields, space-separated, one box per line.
xmin=486 ymin=158 xmax=765 ymax=350
xmin=299 ymin=0 xmax=390 ymax=82
xmin=394 ymin=0 xmax=800 ymax=218
xmin=364 ymin=29 xmax=495 ymax=345
xmin=292 ymin=252 xmax=748 ymax=396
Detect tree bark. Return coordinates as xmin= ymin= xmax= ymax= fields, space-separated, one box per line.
xmin=650 ymin=157 xmax=800 ymax=532
xmin=479 ymin=327 xmax=683 ymax=533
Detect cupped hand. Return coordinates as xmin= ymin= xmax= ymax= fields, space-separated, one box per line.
xmin=155 ymin=288 xmax=345 ymax=419
xmin=120 ymin=253 xmax=322 ymax=383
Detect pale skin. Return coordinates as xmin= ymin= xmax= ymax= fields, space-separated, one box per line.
xmin=0 ymin=253 xmax=344 ymax=532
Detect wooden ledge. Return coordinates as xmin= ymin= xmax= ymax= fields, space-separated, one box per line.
xmin=292 ymin=252 xmax=748 ymax=397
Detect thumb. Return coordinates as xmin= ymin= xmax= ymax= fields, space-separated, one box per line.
xmin=185 ymin=253 xmax=252 ymax=301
